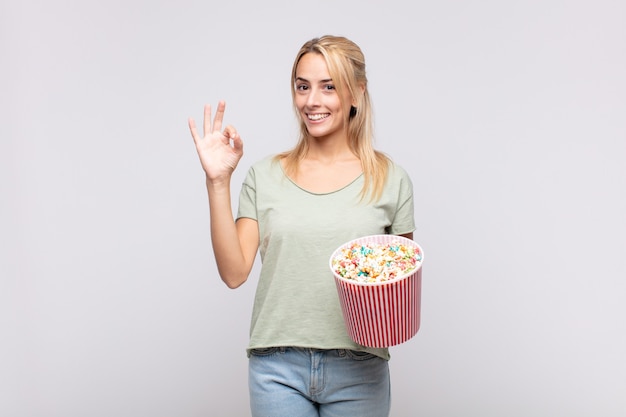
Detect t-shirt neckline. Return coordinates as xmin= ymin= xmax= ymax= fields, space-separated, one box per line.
xmin=278 ymin=161 xmax=363 ymax=196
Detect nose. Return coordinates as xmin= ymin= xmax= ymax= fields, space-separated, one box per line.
xmin=306 ymin=87 xmax=321 ymax=107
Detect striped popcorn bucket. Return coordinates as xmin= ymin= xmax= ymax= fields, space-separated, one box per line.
xmin=330 ymin=235 xmax=423 ymax=348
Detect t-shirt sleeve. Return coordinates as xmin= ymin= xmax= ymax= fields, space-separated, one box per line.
xmin=236 ymin=166 xmax=258 ymax=221
xmin=388 ymin=165 xmax=416 ymax=235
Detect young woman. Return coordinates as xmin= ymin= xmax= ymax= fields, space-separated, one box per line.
xmin=189 ymin=35 xmax=416 ymax=417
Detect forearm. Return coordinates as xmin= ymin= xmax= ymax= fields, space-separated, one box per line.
xmin=205 ymin=177 xmax=251 ymax=288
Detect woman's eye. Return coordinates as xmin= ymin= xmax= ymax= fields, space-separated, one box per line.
xmin=324 ymin=84 xmax=335 ymax=91
xmin=296 ymin=84 xmax=308 ymax=91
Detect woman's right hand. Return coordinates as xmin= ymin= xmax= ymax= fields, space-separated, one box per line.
xmin=188 ymin=101 xmax=243 ymax=183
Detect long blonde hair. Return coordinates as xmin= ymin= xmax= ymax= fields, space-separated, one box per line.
xmin=277 ymin=35 xmax=390 ymax=202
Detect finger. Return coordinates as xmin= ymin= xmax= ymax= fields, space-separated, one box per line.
xmin=203 ymin=104 xmax=212 ymax=138
xmin=231 ymin=132 xmax=244 ymax=153
xmin=223 ymin=125 xmax=238 ymax=141
xmin=188 ymin=117 xmax=200 ymax=144
xmin=212 ymin=101 xmax=226 ymax=133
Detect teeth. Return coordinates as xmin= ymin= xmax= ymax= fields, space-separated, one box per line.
xmin=308 ymin=113 xmax=329 ymax=121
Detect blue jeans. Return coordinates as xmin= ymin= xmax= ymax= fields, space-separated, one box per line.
xmin=248 ymin=347 xmax=391 ymax=417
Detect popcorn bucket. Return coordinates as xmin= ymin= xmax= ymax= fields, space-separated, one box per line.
xmin=329 ymin=235 xmax=423 ymax=348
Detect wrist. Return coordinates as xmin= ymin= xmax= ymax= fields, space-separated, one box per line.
xmin=206 ymin=175 xmax=231 ymax=192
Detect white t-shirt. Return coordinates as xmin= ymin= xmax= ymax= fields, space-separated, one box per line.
xmin=236 ymin=155 xmax=416 ymax=360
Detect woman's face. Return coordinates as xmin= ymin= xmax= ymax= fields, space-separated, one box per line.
xmin=294 ymin=53 xmax=353 ymax=141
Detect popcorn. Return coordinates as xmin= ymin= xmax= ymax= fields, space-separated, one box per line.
xmin=331 ymin=240 xmax=422 ymax=283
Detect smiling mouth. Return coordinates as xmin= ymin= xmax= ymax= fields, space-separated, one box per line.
xmin=307 ymin=113 xmax=330 ymax=121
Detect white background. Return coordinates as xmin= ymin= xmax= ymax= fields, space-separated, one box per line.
xmin=2 ymin=1 xmax=625 ymax=416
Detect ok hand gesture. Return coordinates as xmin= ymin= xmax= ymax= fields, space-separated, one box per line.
xmin=188 ymin=101 xmax=243 ymax=183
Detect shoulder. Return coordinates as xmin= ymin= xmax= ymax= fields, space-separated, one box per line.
xmin=380 ymin=159 xmax=414 ymax=201
xmin=386 ymin=159 xmax=413 ymax=183
xmin=245 ymin=154 xmax=283 ymax=175
xmin=249 ymin=154 xmax=280 ymax=169
xmin=242 ymin=154 xmax=283 ymax=185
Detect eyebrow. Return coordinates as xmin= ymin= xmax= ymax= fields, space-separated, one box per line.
xmin=295 ymin=77 xmax=334 ymax=83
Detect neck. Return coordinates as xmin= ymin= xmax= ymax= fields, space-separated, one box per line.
xmin=305 ymin=132 xmax=355 ymax=163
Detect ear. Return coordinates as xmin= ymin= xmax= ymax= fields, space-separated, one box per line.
xmin=351 ymin=83 xmax=366 ymax=106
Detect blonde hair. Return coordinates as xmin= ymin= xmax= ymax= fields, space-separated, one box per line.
xmin=277 ymin=35 xmax=390 ymax=202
